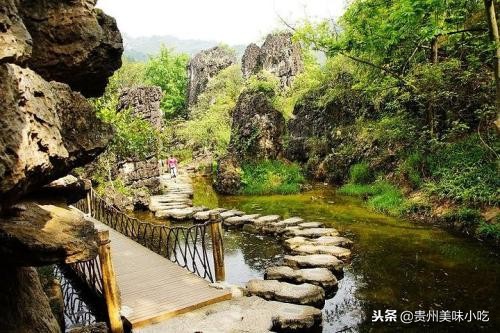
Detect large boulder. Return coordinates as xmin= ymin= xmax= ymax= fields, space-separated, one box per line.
xmin=0 ymin=0 xmax=32 ymax=64
xmin=19 ymin=0 xmax=123 ymax=97
xmin=187 ymin=46 xmax=236 ymax=106
xmin=0 ymin=63 xmax=112 ymax=210
xmin=242 ymin=33 xmax=303 ymax=88
xmin=229 ymin=91 xmax=285 ymax=161
xmin=117 ymin=86 xmax=164 ymax=130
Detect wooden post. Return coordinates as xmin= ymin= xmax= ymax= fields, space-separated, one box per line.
xmin=98 ymin=231 xmax=124 ymax=333
xmin=86 ymin=189 xmax=92 ymax=216
xmin=209 ymin=212 xmax=225 ymax=282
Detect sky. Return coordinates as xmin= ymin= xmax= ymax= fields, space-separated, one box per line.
xmin=97 ymin=0 xmax=346 ymax=44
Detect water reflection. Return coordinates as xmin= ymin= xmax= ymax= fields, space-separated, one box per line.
xmin=192 ymin=178 xmax=500 ymax=332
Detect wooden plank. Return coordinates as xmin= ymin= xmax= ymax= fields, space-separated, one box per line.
xmin=87 ymin=217 xmax=231 ymax=329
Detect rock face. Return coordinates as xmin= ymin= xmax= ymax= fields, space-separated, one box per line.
xmin=117 ymin=86 xmax=164 ymax=130
xmin=118 ymin=158 xmax=160 ymax=191
xmin=213 ymin=155 xmax=243 ymax=195
xmin=0 ymin=0 xmax=32 ymax=63
xmin=187 ymin=46 xmax=236 ymax=106
xmin=242 ymin=33 xmax=303 ymax=88
xmin=0 ymin=63 xmax=112 ymax=210
xmin=229 ymin=91 xmax=286 ymax=161
xmin=0 ymin=1 xmax=122 ymax=331
xmin=19 ymin=0 xmax=123 ymax=97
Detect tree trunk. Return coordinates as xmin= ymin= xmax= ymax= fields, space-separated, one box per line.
xmin=484 ymin=0 xmax=500 ymax=129
xmin=431 ymin=36 xmax=440 ymax=64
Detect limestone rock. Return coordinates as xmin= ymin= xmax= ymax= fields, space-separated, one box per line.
xmin=283 ymin=227 xmax=339 ymax=238
xmin=0 ymin=0 xmax=32 ymax=64
xmin=289 ymin=244 xmax=352 ymax=260
xmin=242 ymin=33 xmax=303 ymax=88
xmin=284 ymin=254 xmax=344 ymax=276
xmin=284 ymin=236 xmax=353 ymax=250
xmin=117 ymin=86 xmax=164 ymax=130
xmin=264 ymin=266 xmax=338 ymax=295
xmin=187 ymin=46 xmax=236 ymax=106
xmin=213 ymin=155 xmax=242 ymax=195
xmin=0 ymin=267 xmax=61 ymax=333
xmin=229 ymin=91 xmax=285 ymax=161
xmin=118 ymin=157 xmax=160 ymax=192
xmin=138 ymin=295 xmax=322 ymax=333
xmin=0 ymin=64 xmax=112 ymax=210
xmin=246 ymin=279 xmax=325 ymax=308
xmin=223 ymin=214 xmax=260 ymax=228
xmin=20 ymin=0 xmax=123 ymax=97
xmin=37 ymin=175 xmax=91 ymax=204
xmin=0 ymin=203 xmax=98 ymax=266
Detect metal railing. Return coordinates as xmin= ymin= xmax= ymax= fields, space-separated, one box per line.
xmin=74 ymin=189 xmax=224 ymax=283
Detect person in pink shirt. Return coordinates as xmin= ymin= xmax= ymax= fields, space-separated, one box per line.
xmin=167 ymin=155 xmax=178 ymax=178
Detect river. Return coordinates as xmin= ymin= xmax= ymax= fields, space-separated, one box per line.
xmin=186 ymin=177 xmax=499 ymax=332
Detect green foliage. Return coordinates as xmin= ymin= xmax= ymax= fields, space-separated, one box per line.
xmin=425 ymin=135 xmax=499 ymax=205
xmin=144 ymin=46 xmax=189 ymax=117
xmin=476 ymin=221 xmax=500 ymax=240
xmin=175 ymin=65 xmax=244 ymax=158
xmin=397 ymin=151 xmax=425 ymax=188
xmin=240 ymin=161 xmax=304 ymax=195
xmin=339 ymin=181 xmax=406 ymax=215
xmin=92 ymin=96 xmax=161 ymax=160
xmin=245 ymin=71 xmax=280 ymax=96
xmin=442 ymin=207 xmax=482 ymax=225
xmin=349 ymin=162 xmax=372 ymax=185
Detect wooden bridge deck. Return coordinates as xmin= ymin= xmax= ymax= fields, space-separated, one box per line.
xmin=88 ymin=217 xmax=232 ymax=329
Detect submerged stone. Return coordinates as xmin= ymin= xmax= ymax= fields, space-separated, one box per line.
xmin=246 ymin=279 xmax=325 ymax=308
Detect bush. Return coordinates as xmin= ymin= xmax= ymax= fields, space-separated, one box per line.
xmin=425 ymin=135 xmax=499 ymax=205
xmin=245 ymin=71 xmax=280 ymax=97
xmin=476 ymin=221 xmax=500 ymax=241
xmin=339 ymin=180 xmax=405 ymax=215
xmin=442 ymin=207 xmax=482 ymax=226
xmin=240 ymin=160 xmax=304 ymax=195
xmin=397 ymin=151 xmax=424 ymax=188
xmin=349 ymin=162 xmax=372 ymax=184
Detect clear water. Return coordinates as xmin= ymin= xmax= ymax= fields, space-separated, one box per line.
xmin=187 ymin=177 xmax=500 ymax=332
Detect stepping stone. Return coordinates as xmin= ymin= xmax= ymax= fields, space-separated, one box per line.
xmin=254 ymin=215 xmax=281 ymax=224
xmin=284 ymin=236 xmax=353 ymax=250
xmin=220 ymin=210 xmax=245 ymax=219
xmin=193 ymin=208 xmax=228 ymax=221
xmin=155 ymin=207 xmax=206 ymax=220
xmin=264 ymin=266 xmax=338 ymax=296
xmin=298 ymin=222 xmax=324 ymax=228
xmin=284 ymin=254 xmax=344 ymax=276
xmin=273 ymin=217 xmax=305 ymax=231
xmin=283 ymin=227 xmax=339 ymax=238
xmin=246 ymin=279 xmax=325 ymax=308
xmin=289 ymin=244 xmax=351 ymax=260
xmin=223 ymin=214 xmax=260 ymax=228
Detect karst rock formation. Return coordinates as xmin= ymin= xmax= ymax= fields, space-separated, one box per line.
xmin=0 ymin=0 xmax=123 ymax=331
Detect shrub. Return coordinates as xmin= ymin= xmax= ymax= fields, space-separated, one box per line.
xmin=245 ymin=71 xmax=280 ymax=97
xmin=397 ymin=151 xmax=424 ymax=188
xmin=442 ymin=207 xmax=483 ymax=226
xmin=339 ymin=180 xmax=406 ymax=215
xmin=476 ymin=221 xmax=500 ymax=241
xmin=425 ymin=135 xmax=499 ymax=205
xmin=240 ymin=160 xmax=304 ymax=195
xmin=349 ymin=162 xmax=372 ymax=184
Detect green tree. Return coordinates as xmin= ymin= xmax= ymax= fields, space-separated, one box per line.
xmin=144 ymin=46 xmax=189 ymax=118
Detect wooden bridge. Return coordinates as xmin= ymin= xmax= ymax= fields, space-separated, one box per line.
xmin=71 ymin=191 xmax=231 ymax=332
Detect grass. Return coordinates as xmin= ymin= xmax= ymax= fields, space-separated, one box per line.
xmin=339 ymin=180 xmax=405 ymax=216
xmin=349 ymin=162 xmax=372 ymax=184
xmin=476 ymin=221 xmax=500 ymax=241
xmin=240 ymin=160 xmax=304 ymax=195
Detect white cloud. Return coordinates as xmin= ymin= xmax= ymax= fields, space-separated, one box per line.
xmin=96 ymin=0 xmax=346 ymax=44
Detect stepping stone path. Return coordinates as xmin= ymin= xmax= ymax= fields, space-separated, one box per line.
xmin=264 ymin=266 xmax=338 ymax=293
xmin=143 ymin=167 xmax=358 ymax=328
xmin=246 ymin=279 xmax=325 ymax=308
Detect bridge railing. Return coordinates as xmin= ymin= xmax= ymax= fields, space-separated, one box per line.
xmin=74 ymin=188 xmax=225 ymax=283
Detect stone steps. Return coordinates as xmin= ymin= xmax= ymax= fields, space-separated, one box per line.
xmin=246 ymin=279 xmax=325 ymax=309
xmin=284 ymin=236 xmax=353 ymax=250
xmin=264 ymin=266 xmax=338 ymax=297
xmin=155 ymin=206 xmax=207 ymax=220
